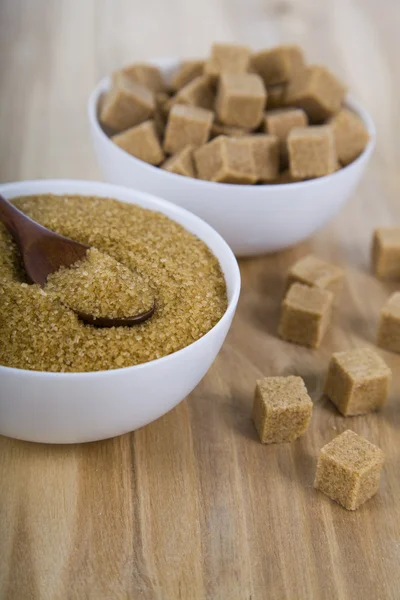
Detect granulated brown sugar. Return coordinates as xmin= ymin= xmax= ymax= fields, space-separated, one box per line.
xmin=45 ymin=247 xmax=155 ymax=319
xmin=314 ymin=430 xmax=384 ymax=510
xmin=0 ymin=195 xmax=227 ymax=372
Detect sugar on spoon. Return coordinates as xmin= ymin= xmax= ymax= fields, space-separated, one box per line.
xmin=0 ymin=194 xmax=155 ymax=327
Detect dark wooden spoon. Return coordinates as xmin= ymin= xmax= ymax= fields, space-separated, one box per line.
xmin=0 ymin=194 xmax=155 ymax=327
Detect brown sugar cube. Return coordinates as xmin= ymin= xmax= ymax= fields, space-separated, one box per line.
xmin=287 ymin=254 xmax=344 ymax=292
xmin=272 ymin=170 xmax=303 ymax=184
xmin=278 ymin=283 xmax=333 ymax=348
xmin=244 ymin=134 xmax=280 ymax=182
xmin=253 ymin=376 xmax=312 ymax=444
xmin=314 ymin=430 xmax=384 ymax=511
xmin=264 ymin=108 xmax=308 ymax=165
xmin=252 ymin=45 xmax=305 ymax=86
xmin=111 ymin=120 xmax=164 ymax=165
xmin=174 ymin=75 xmax=215 ymax=110
xmin=288 ymin=126 xmax=337 ymax=179
xmin=118 ymin=63 xmax=166 ymax=93
xmin=161 ymin=145 xmax=196 ymax=178
xmin=171 ymin=60 xmax=205 ymax=91
xmin=100 ymin=73 xmax=155 ymax=133
xmin=205 ymin=43 xmax=250 ymax=79
xmin=211 ymin=122 xmax=251 ymax=138
xmin=216 ymin=73 xmax=267 ymax=129
xmin=372 ymin=228 xmax=400 ymax=280
xmin=163 ymin=104 xmax=213 ymax=155
xmin=194 ymin=136 xmax=257 ymax=184
xmin=285 ymin=65 xmax=346 ymax=123
xmin=153 ymin=109 xmax=167 ymax=138
xmin=330 ymin=108 xmax=369 ymax=166
xmin=156 ymin=92 xmax=171 ymax=110
xmin=377 ymin=293 xmax=400 ymax=354
xmin=266 ymin=84 xmax=287 ymax=110
xmin=156 ymin=92 xmax=174 ymax=119
xmin=324 ymin=348 xmax=391 ymax=416
xmin=161 ymin=97 xmax=176 ymax=119
xmin=154 ymin=94 xmax=170 ymax=136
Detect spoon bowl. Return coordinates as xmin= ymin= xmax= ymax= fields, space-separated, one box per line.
xmin=76 ymin=304 xmax=156 ymax=327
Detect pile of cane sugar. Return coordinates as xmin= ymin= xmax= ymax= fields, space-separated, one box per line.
xmin=0 ymin=194 xmax=227 ymax=372
xmin=45 ymin=247 xmax=154 ymax=319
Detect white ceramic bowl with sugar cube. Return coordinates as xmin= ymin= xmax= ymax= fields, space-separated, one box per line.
xmin=88 ymin=58 xmax=376 ymax=257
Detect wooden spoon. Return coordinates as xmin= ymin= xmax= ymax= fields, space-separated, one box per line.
xmin=0 ymin=194 xmax=155 ymax=327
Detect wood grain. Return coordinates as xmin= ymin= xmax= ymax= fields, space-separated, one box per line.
xmin=0 ymin=0 xmax=399 ymax=598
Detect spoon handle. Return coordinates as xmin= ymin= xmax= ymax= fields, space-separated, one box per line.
xmin=0 ymin=194 xmax=39 ymax=245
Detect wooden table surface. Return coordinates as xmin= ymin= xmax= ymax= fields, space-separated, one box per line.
xmin=1 ymin=1 xmax=399 ymax=598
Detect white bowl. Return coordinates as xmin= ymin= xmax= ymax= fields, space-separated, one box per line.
xmin=88 ymin=58 xmax=376 ymax=257
xmin=0 ymin=179 xmax=240 ymax=444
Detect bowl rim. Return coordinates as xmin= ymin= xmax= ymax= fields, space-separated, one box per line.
xmin=88 ymin=65 xmax=376 ymax=192
xmin=0 ymin=178 xmax=241 ymax=379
